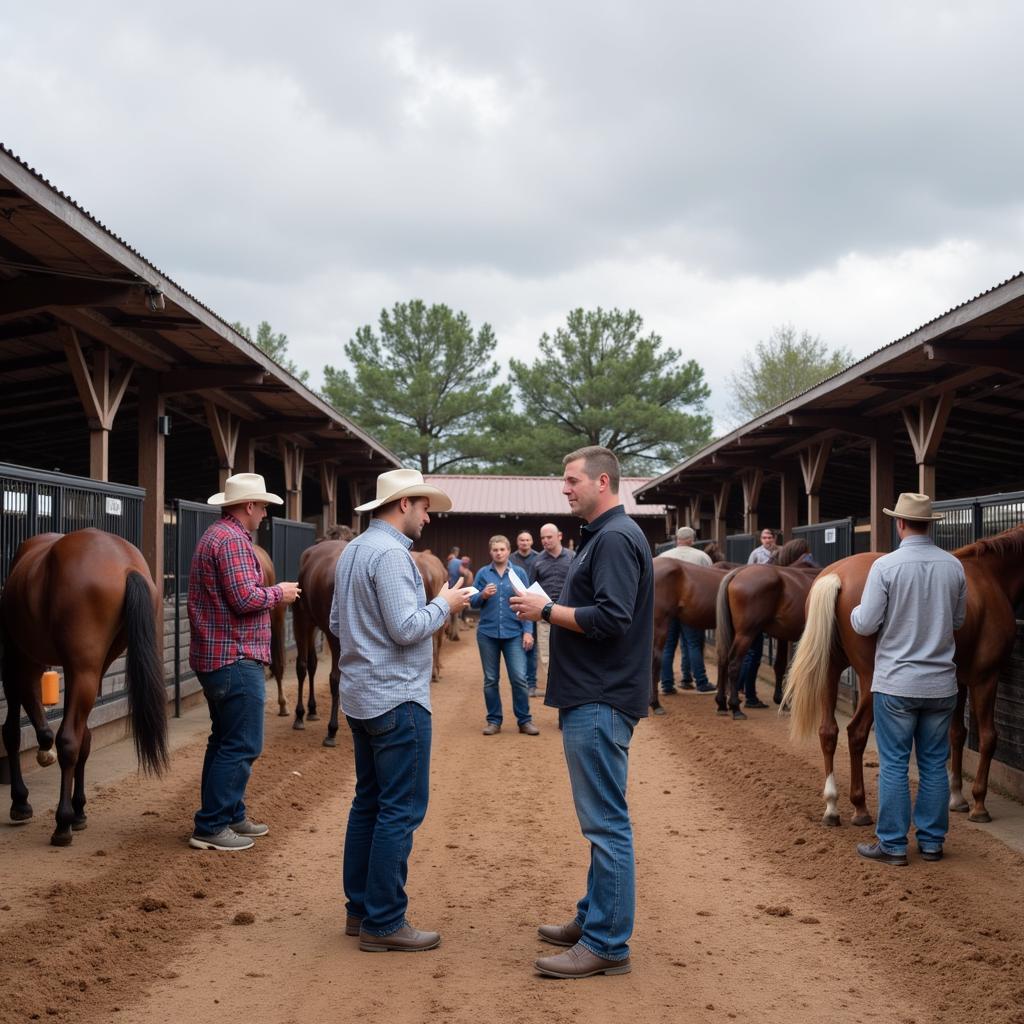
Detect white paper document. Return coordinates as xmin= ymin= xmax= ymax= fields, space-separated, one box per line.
xmin=508 ymin=571 xmax=550 ymax=601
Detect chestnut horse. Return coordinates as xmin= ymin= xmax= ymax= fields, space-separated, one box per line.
xmin=411 ymin=550 xmax=447 ymax=682
xmin=0 ymin=529 xmax=168 ymax=845
xmin=292 ymin=539 xmax=347 ymax=744
xmin=783 ymin=524 xmax=1024 ymax=827
xmin=649 ymin=549 xmax=737 ymax=715
xmin=714 ymin=540 xmax=820 ymax=719
xmin=253 ymin=544 xmax=288 ymax=717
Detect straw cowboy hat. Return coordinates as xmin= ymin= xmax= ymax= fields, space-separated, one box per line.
xmin=883 ymin=492 xmax=944 ymax=522
xmin=355 ymin=468 xmax=454 ymax=513
xmin=207 ymin=472 xmax=283 ymax=507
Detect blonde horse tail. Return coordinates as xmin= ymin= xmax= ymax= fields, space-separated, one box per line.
xmin=782 ymin=573 xmax=842 ymax=741
xmin=715 ymin=568 xmax=742 ymax=669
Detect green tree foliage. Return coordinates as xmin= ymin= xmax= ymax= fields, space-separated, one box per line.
xmin=727 ymin=324 xmax=853 ymax=424
xmin=501 ymin=308 xmax=713 ymax=475
xmin=322 ymin=300 xmax=511 ymax=472
xmin=232 ymin=320 xmax=310 ymax=384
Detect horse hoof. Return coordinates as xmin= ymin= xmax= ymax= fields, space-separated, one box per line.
xmin=716 ymin=708 xmax=729 ymax=716
xmin=71 ymin=815 xmax=88 ymax=831
xmin=292 ymin=720 xmax=305 ymax=731
xmin=773 ymin=695 xmax=783 ymax=706
xmin=949 ymin=800 xmax=970 ymax=813
xmin=732 ymin=710 xmax=747 ymax=721
xmin=50 ymin=831 xmax=73 ymax=847
xmin=822 ymin=814 xmax=841 ymax=828
xmin=307 ymin=713 xmax=320 ymax=722
xmin=322 ymin=735 xmax=337 ymax=748
xmin=10 ymin=805 xmax=33 ymax=824
xmin=653 ymin=706 xmax=667 ymax=717
xmin=851 ymin=813 xmax=873 ymax=827
xmin=277 ymin=707 xmax=289 ymax=717
xmin=36 ymin=748 xmax=57 ymax=767
xmin=969 ymin=809 xmax=992 ymax=824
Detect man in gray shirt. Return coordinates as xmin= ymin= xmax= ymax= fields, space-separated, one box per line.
xmin=850 ymin=493 xmax=967 ymax=867
xmin=330 ymin=469 xmax=472 ymax=950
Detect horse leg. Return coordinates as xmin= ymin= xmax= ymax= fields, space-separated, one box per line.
xmin=323 ymin=637 xmax=341 ymax=748
xmin=818 ymin=668 xmax=843 ymax=827
xmin=772 ymin=640 xmax=789 ymax=705
xmin=51 ymin=678 xmax=95 ymax=846
xmin=293 ymin=630 xmax=308 ymax=730
xmin=948 ymin=685 xmax=970 ymax=813
xmin=967 ymin=676 xmax=999 ymax=823
xmin=306 ymin=640 xmax=320 ymax=721
xmin=726 ymin=635 xmax=754 ymax=721
xmin=650 ymin=619 xmax=667 ymax=717
xmin=274 ymin=672 xmax=288 ymax=717
xmin=846 ymin=686 xmax=875 ymax=827
xmin=71 ymin=725 xmax=92 ymax=830
xmin=2 ymin=692 xmax=34 ymax=823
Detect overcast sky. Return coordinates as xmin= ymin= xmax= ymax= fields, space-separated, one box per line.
xmin=4 ymin=2 xmax=1024 ymax=429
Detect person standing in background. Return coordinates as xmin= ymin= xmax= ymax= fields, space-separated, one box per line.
xmin=531 ymin=523 xmax=574 ymax=692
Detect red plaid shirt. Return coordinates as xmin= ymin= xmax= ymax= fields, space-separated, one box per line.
xmin=187 ymin=514 xmax=283 ymax=672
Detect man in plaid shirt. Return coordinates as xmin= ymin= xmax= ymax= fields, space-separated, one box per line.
xmin=188 ymin=473 xmax=300 ymax=851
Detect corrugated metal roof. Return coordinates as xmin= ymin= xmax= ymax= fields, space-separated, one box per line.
xmin=424 ymin=476 xmax=665 ymax=516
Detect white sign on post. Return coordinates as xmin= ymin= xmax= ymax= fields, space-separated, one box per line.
xmin=824 ymin=528 xmax=836 ymax=544
xmin=105 ymin=496 xmax=123 ymax=516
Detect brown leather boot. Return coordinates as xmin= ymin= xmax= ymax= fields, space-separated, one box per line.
xmin=482 ymin=722 xmax=501 ymax=735
xmin=518 ymin=721 xmax=540 ymax=735
xmin=359 ymin=923 xmax=441 ymax=952
xmin=535 ymin=942 xmax=631 ymax=978
xmin=537 ymin=919 xmax=583 ymax=947
xmin=345 ymin=914 xmax=361 ymax=936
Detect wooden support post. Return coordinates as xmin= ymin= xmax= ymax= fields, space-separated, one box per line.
xmin=779 ymin=466 xmax=800 ymax=539
xmin=900 ymin=393 xmax=952 ymax=499
xmin=320 ymin=462 xmax=338 ymax=535
xmin=349 ymin=479 xmax=365 ymax=531
xmin=740 ymin=469 xmax=764 ymax=535
xmin=799 ymin=440 xmax=831 ymax=526
xmin=60 ymin=325 xmax=132 ymax=481
xmin=235 ymin=425 xmax=256 ymax=474
xmin=279 ymin=439 xmax=305 ymax=522
xmin=205 ymin=401 xmax=240 ymax=491
xmin=713 ymin=480 xmax=730 ymax=547
xmin=870 ymin=436 xmax=895 ymax=553
xmin=136 ymin=371 xmax=166 ymax=617
xmin=687 ymin=495 xmax=702 ymax=532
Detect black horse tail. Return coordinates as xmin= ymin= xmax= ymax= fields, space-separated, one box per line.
xmin=714 ymin=567 xmax=742 ymax=671
xmin=124 ymin=571 xmax=169 ymax=775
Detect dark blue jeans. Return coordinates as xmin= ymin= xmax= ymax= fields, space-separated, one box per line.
xmin=194 ymin=658 xmax=265 ymax=835
xmin=561 ymin=702 xmax=637 ymax=961
xmin=659 ymin=618 xmax=692 ymax=690
xmin=737 ymin=633 xmax=764 ymax=700
xmin=344 ymin=701 xmax=432 ymax=936
xmin=525 ymin=643 xmax=538 ymax=688
xmin=477 ymin=633 xmax=532 ymax=726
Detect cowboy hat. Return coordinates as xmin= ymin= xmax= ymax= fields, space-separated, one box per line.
xmin=883 ymin=492 xmax=944 ymax=522
xmin=355 ymin=468 xmax=454 ymax=513
xmin=207 ymin=472 xmax=283 ymax=507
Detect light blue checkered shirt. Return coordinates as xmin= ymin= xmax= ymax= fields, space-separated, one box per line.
xmin=329 ymin=519 xmax=449 ymax=720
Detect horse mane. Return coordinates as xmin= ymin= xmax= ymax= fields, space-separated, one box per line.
xmin=778 ymin=538 xmax=810 ymax=566
xmin=956 ymin=522 xmax=1024 ymax=561
xmin=704 ymin=542 xmax=725 ymax=563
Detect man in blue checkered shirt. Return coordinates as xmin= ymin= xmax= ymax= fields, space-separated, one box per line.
xmin=330 ymin=469 xmax=472 ymax=953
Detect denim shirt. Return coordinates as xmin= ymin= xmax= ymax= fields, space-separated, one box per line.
xmin=470 ymin=563 xmax=534 ymax=640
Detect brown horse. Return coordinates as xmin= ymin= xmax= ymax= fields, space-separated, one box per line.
xmin=292 ymin=539 xmax=348 ymax=745
xmin=253 ymin=544 xmax=288 ymax=717
xmin=0 ymin=529 xmax=168 ymax=846
xmin=411 ymin=551 xmax=447 ymax=682
xmin=783 ymin=524 xmax=1024 ymax=827
xmin=713 ymin=539 xmax=820 ymax=718
xmin=649 ymin=555 xmax=737 ymax=715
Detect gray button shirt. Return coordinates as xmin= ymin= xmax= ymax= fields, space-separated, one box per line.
xmin=329 ymin=519 xmax=448 ymax=720
xmin=850 ymin=534 xmax=967 ymax=698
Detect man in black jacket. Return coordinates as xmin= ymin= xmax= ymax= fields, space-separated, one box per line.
xmin=510 ymin=445 xmax=653 ymax=979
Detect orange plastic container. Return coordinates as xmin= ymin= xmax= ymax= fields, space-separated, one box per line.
xmin=41 ymin=671 xmax=60 ymax=706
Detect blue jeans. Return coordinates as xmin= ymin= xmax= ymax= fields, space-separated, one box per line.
xmin=194 ymin=658 xmax=266 ymax=835
xmin=738 ymin=633 xmax=764 ymax=700
xmin=659 ymin=618 xmax=692 ymax=690
xmin=561 ymin=702 xmax=637 ymax=961
xmin=524 ymin=643 xmax=538 ymax=688
xmin=873 ymin=692 xmax=957 ymax=855
xmin=344 ymin=701 xmax=432 ymax=936
xmin=477 ymin=633 xmax=532 ymax=726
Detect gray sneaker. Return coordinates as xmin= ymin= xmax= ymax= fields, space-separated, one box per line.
xmin=189 ymin=827 xmax=254 ymax=851
xmin=230 ymin=818 xmax=269 ymax=837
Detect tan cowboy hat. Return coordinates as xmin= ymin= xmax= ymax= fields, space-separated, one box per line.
xmin=355 ymin=468 xmax=454 ymax=513
xmin=883 ymin=492 xmax=944 ymax=522
xmin=207 ymin=472 xmax=283 ymax=507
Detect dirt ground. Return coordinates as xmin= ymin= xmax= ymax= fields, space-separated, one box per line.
xmin=2 ymin=632 xmax=1024 ymax=1024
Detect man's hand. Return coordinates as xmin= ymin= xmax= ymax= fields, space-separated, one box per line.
xmin=279 ymin=581 xmax=301 ymax=605
xmin=481 ymin=582 xmax=498 ymax=599
xmin=509 ymin=592 xmax=547 ymax=622
xmin=522 ymin=632 xmax=535 ymax=652
xmin=439 ymin=581 xmax=474 ymax=614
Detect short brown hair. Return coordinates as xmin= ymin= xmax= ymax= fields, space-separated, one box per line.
xmin=563 ymin=445 xmax=620 ymax=493
xmin=489 ymin=534 xmax=510 ymax=549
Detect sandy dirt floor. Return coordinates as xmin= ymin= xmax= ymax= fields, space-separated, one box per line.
xmin=2 ymin=632 xmax=1024 ymax=1024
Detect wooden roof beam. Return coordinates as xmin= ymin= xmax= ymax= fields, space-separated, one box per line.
xmin=923 ymin=342 xmax=1024 ymax=376
xmin=0 ymin=276 xmax=144 ymax=323
xmin=160 ymin=366 xmax=267 ymax=394
xmin=245 ymin=417 xmax=334 ymax=438
xmin=864 ymin=366 xmax=994 ymax=417
xmin=787 ymin=414 xmax=885 ymax=438
xmin=48 ymin=306 xmax=172 ymax=370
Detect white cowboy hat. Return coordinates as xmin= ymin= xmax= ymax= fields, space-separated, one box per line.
xmin=207 ymin=472 xmax=283 ymax=507
xmin=355 ymin=468 xmax=453 ymax=513
xmin=883 ymin=492 xmax=944 ymax=522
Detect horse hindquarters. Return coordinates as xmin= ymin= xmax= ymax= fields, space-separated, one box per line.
xmin=123 ymin=571 xmax=168 ymax=776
